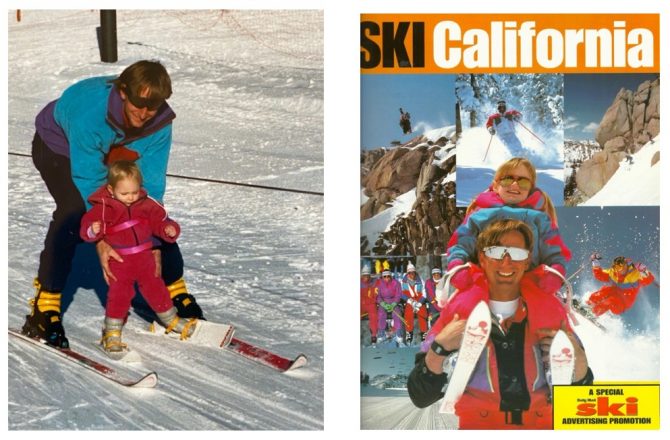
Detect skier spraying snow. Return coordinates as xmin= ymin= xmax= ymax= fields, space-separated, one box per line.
xmin=486 ymin=100 xmax=524 ymax=156
xmin=360 ymin=265 xmax=379 ymax=344
xmin=80 ymin=161 xmax=197 ymax=356
xmin=408 ymin=219 xmax=592 ymax=429
xmin=23 ymin=60 xmax=204 ymax=348
xmin=375 ymin=270 xmax=403 ymax=343
xmin=586 ymin=253 xmax=655 ymax=316
xmin=400 ymin=263 xmax=427 ymax=344
xmin=446 ymin=157 xmax=571 ymax=297
xmin=399 ymin=107 xmax=412 ymax=134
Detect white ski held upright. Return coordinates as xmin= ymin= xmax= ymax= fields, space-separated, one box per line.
xmin=548 ymin=329 xmax=575 ymax=389
xmin=439 ymin=301 xmax=491 ymax=414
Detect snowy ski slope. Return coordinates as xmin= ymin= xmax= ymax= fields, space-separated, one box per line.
xmin=7 ymin=10 xmax=323 ymax=430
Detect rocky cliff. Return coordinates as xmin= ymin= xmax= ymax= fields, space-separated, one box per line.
xmin=360 ymin=131 xmax=464 ymax=256
xmin=576 ymin=78 xmax=660 ymax=198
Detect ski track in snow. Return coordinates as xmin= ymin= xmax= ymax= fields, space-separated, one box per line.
xmin=8 ymin=10 xmax=323 ymax=430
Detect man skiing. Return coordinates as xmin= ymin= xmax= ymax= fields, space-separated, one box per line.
xmin=486 ymin=100 xmax=524 ymax=156
xmin=23 ymin=60 xmax=204 ymax=348
xmin=587 ymin=253 xmax=654 ymax=316
xmin=360 ymin=265 xmax=379 ymax=344
xmin=400 ymin=263 xmax=427 ymax=344
xmin=399 ymin=107 xmax=412 ymax=134
xmin=407 ymin=219 xmax=592 ymax=429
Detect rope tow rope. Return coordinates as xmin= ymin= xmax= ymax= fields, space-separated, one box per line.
xmin=8 ymin=152 xmax=324 ymax=197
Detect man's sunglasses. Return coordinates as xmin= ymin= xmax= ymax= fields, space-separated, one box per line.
xmin=126 ymin=92 xmax=164 ymax=111
xmin=483 ymin=246 xmax=530 ymax=261
xmin=498 ymin=175 xmax=533 ymax=191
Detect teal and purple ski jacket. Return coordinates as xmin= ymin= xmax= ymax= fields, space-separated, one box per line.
xmin=35 ymin=75 xmax=176 ymax=208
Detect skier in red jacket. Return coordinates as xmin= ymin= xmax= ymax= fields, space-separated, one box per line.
xmin=486 ymin=100 xmax=524 ymax=156
xmin=360 ymin=265 xmax=379 ymax=344
xmin=587 ymin=253 xmax=655 ymax=316
xmin=80 ymin=160 xmax=196 ymax=355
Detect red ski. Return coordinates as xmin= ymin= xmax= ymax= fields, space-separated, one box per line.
xmin=8 ymin=328 xmax=158 ymax=388
xmin=226 ymin=337 xmax=307 ymax=373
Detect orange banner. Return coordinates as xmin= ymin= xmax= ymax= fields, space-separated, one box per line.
xmin=361 ymin=14 xmax=659 ymax=73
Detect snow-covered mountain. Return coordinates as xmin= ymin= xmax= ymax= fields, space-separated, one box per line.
xmin=7 ymin=10 xmax=323 ymax=430
xmin=581 ymin=136 xmax=660 ymax=206
xmin=564 ymin=139 xmax=600 ymax=165
xmin=360 ymin=127 xmax=462 ymax=256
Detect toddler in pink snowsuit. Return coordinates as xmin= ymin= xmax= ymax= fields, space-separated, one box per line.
xmin=80 ymin=161 xmax=191 ymax=353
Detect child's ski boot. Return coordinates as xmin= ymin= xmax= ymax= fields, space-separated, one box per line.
xmin=157 ymin=307 xmax=198 ymax=339
xmin=100 ymin=317 xmax=129 ymax=360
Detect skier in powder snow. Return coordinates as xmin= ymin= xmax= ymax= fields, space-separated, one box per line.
xmin=408 ymin=219 xmax=592 ymax=429
xmin=399 ymin=107 xmax=412 ymax=134
xmin=445 ymin=157 xmax=571 ymax=298
xmin=360 ymin=265 xmax=379 ymax=344
xmin=586 ymin=253 xmax=655 ymax=316
xmin=375 ymin=270 xmax=403 ymax=343
xmin=80 ymin=161 xmax=197 ymax=354
xmin=486 ymin=100 xmax=524 ymax=156
xmin=400 ymin=263 xmax=427 ymax=344
xmin=23 ymin=60 xmax=204 ymax=348
xmin=424 ymin=267 xmax=443 ymax=327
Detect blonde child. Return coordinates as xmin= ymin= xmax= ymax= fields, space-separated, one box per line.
xmin=446 ymin=157 xmax=571 ymax=294
xmin=80 ymin=161 xmax=195 ymax=355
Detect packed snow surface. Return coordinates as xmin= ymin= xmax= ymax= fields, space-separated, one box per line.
xmin=7 ymin=10 xmax=323 ymax=430
xmin=581 ymin=136 xmax=660 ymax=206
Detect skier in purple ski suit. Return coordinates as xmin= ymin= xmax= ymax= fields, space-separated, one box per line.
xmin=375 ymin=270 xmax=403 ymax=340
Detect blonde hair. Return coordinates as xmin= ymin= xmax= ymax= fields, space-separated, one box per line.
xmin=107 ymin=160 xmax=143 ymax=188
xmin=466 ymin=157 xmax=558 ymax=225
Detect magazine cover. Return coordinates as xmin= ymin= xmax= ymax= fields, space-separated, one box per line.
xmin=360 ymin=13 xmax=659 ymax=430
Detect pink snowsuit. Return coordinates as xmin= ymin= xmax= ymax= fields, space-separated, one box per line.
xmin=375 ymin=277 xmax=403 ymax=337
xmin=80 ymin=185 xmax=181 ymax=320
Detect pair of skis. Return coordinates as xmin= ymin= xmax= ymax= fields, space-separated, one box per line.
xmin=9 ymin=324 xmax=307 ymax=389
xmin=437 ymin=301 xmax=576 ymax=414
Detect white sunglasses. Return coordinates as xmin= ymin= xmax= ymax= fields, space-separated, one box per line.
xmin=483 ymin=246 xmax=529 ymax=261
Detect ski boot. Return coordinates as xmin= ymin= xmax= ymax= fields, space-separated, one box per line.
xmin=167 ymin=278 xmax=205 ymax=319
xmin=405 ymin=331 xmax=414 ymax=345
xmin=420 ymin=332 xmax=427 ymax=342
xmin=101 ymin=317 xmax=127 ymax=354
xmin=21 ymin=279 xmax=69 ymax=348
xmin=157 ymin=306 xmax=198 ymax=340
xmin=370 ymin=335 xmax=377 ymax=345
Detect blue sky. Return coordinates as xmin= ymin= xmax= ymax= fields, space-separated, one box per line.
xmin=361 ymin=74 xmax=456 ymax=149
xmin=564 ymin=73 xmax=659 ymax=141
